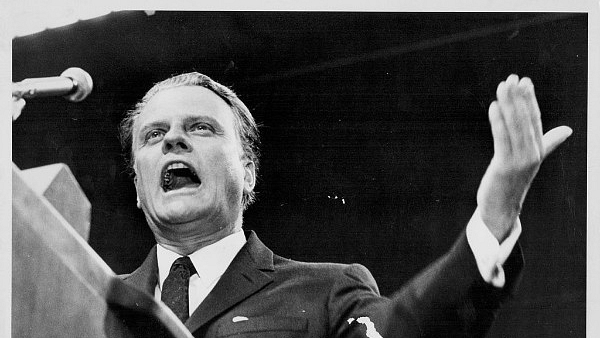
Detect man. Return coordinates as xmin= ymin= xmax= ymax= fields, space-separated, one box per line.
xmin=118 ymin=72 xmax=571 ymax=337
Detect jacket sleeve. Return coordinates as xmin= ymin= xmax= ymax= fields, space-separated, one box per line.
xmin=327 ymin=231 xmax=524 ymax=338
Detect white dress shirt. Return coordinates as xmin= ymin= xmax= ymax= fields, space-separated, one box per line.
xmin=155 ymin=230 xmax=247 ymax=317
xmin=155 ymin=209 xmax=520 ymax=315
xmin=466 ymin=207 xmax=522 ymax=288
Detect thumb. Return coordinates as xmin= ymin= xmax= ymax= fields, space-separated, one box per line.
xmin=12 ymin=97 xmax=26 ymax=121
xmin=542 ymin=125 xmax=573 ymax=159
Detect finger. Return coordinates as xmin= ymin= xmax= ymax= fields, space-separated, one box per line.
xmin=488 ymin=100 xmax=511 ymax=157
xmin=497 ymin=75 xmax=526 ymax=152
xmin=518 ymin=77 xmax=543 ymax=151
xmin=512 ymin=78 xmax=540 ymax=158
xmin=13 ymin=97 xmax=25 ymax=106
xmin=510 ymin=77 xmax=539 ymax=156
xmin=542 ymin=126 xmax=573 ymax=158
xmin=12 ymin=97 xmax=26 ymax=121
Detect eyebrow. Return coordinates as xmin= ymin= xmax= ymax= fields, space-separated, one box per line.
xmin=136 ymin=114 xmax=226 ymax=140
xmin=136 ymin=120 xmax=167 ymax=142
xmin=184 ymin=115 xmax=224 ymax=130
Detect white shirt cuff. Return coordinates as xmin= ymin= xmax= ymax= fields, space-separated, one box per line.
xmin=466 ymin=207 xmax=522 ymax=288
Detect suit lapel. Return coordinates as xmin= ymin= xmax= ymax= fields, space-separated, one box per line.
xmin=122 ymin=245 xmax=159 ymax=296
xmin=185 ymin=231 xmax=275 ymax=334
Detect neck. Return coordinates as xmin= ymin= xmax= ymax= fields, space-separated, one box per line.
xmin=156 ymin=231 xmax=238 ymax=255
xmin=151 ymin=215 xmax=244 ymax=256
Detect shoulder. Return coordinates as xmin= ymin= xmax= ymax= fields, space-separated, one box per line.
xmin=247 ymin=231 xmax=376 ymax=286
xmin=113 ymin=246 xmax=159 ymax=295
xmin=272 ymin=255 xmax=380 ymax=294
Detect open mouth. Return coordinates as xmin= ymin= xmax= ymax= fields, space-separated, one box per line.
xmin=162 ymin=162 xmax=201 ymax=192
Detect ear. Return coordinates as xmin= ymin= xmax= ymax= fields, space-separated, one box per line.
xmin=134 ymin=176 xmax=142 ymax=209
xmin=242 ymin=160 xmax=256 ymax=195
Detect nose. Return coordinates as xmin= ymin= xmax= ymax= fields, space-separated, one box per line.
xmin=162 ymin=128 xmax=192 ymax=154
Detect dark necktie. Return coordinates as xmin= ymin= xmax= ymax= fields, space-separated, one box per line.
xmin=161 ymin=256 xmax=197 ymax=323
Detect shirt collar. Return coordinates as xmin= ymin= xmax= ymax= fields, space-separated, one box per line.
xmin=156 ymin=230 xmax=247 ymax=291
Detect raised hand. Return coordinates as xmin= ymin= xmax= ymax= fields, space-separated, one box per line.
xmin=477 ymin=74 xmax=572 ymax=242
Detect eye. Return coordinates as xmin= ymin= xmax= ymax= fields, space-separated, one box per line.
xmin=190 ymin=123 xmax=212 ymax=133
xmin=145 ymin=129 xmax=165 ymax=142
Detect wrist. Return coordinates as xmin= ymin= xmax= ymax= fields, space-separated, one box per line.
xmin=479 ymin=206 xmax=519 ymax=242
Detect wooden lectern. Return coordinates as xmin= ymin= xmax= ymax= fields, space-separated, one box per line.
xmin=12 ymin=163 xmax=194 ymax=338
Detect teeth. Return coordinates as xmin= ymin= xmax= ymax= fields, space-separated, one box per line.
xmin=164 ymin=162 xmax=197 ymax=176
xmin=167 ymin=162 xmax=189 ymax=171
xmin=162 ymin=162 xmax=199 ymax=192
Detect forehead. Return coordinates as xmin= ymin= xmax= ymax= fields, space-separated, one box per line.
xmin=133 ymin=86 xmax=236 ymax=133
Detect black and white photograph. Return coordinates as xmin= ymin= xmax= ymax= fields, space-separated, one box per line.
xmin=8 ymin=4 xmax=597 ymax=338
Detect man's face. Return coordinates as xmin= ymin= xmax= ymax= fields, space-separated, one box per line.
xmin=132 ymin=86 xmax=255 ymax=239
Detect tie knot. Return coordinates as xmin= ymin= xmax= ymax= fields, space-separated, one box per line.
xmin=170 ymin=256 xmax=196 ymax=276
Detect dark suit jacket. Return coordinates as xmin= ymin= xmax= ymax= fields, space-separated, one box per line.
xmin=121 ymin=231 xmax=523 ymax=338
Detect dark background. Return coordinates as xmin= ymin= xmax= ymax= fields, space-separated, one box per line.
xmin=12 ymin=12 xmax=586 ymax=337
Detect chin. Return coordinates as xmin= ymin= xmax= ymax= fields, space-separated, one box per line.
xmin=156 ymin=202 xmax=205 ymax=224
xmin=159 ymin=213 xmax=196 ymax=225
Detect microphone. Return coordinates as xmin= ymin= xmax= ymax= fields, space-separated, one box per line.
xmin=12 ymin=67 xmax=93 ymax=102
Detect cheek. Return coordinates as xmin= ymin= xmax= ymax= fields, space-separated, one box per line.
xmin=213 ymin=148 xmax=245 ymax=188
xmin=133 ymin=151 xmax=156 ymax=180
xmin=134 ymin=175 xmax=147 ymax=202
xmin=133 ymin=160 xmax=155 ymax=197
